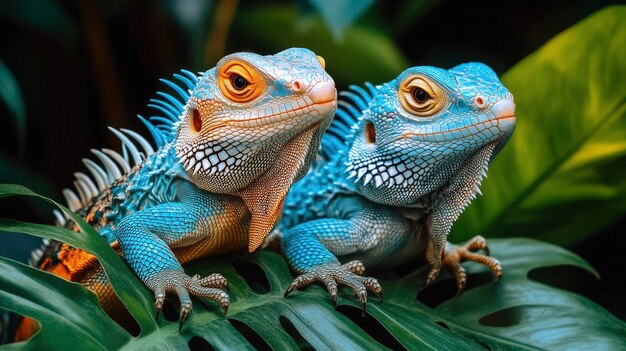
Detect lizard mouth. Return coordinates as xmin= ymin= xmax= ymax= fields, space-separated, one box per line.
xmin=398 ymin=116 xmax=516 ymax=143
xmin=227 ymin=81 xmax=337 ymax=128
xmin=495 ymin=115 xmax=516 ymax=131
xmin=398 ymin=99 xmax=516 ymax=143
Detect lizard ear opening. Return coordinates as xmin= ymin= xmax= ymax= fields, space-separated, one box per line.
xmin=191 ymin=109 xmax=202 ymax=133
xmin=364 ymin=121 xmax=376 ymax=144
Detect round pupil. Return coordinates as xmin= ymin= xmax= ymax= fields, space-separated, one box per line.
xmin=231 ymin=74 xmax=248 ymax=90
xmin=413 ymin=88 xmax=429 ymax=103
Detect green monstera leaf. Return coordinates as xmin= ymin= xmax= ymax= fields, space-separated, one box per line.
xmin=452 ymin=5 xmax=626 ymax=247
xmin=1 ymin=184 xmax=625 ymax=350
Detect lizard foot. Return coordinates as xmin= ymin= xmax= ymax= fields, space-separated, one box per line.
xmin=284 ymin=260 xmax=382 ymax=316
xmin=425 ymin=235 xmax=502 ymax=295
xmin=146 ymin=270 xmax=229 ymax=331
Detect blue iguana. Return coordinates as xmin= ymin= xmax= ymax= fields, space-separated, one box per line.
xmin=275 ymin=63 xmax=515 ymax=314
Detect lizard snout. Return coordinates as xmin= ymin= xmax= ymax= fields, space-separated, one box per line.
xmin=308 ymin=81 xmax=337 ymax=105
xmin=491 ymin=98 xmax=516 ymax=132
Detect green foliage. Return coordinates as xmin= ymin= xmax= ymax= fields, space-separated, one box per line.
xmin=452 ymin=6 xmax=626 ymax=246
xmin=0 ymin=60 xmax=25 ymax=151
xmin=0 ymin=0 xmax=76 ymax=46
xmin=1 ymin=184 xmax=625 ymax=350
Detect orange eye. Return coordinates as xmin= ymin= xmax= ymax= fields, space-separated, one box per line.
xmin=230 ymin=74 xmax=248 ymax=90
xmin=218 ymin=61 xmax=265 ymax=103
xmin=398 ymin=75 xmax=447 ymax=117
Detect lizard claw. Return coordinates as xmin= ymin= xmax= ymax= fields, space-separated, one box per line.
xmin=284 ymin=260 xmax=382 ymax=315
xmin=146 ymin=269 xmax=230 ymax=330
xmin=424 ymin=236 xmax=502 ymax=295
xmin=424 ymin=265 xmax=441 ymax=287
xmin=154 ymin=285 xmax=166 ymax=320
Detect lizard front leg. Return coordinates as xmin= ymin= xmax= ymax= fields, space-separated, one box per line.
xmin=424 ymin=142 xmax=501 ymax=291
xmin=115 ymin=194 xmax=231 ymax=330
xmin=282 ymin=197 xmax=413 ymax=315
xmin=281 ymin=218 xmax=383 ymax=316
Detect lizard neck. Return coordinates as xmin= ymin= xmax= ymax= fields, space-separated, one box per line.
xmin=237 ymin=123 xmax=324 ymax=252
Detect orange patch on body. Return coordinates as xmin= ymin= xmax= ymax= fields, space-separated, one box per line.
xmin=56 ymin=244 xmax=100 ymax=282
xmin=14 ymin=317 xmax=39 ymax=342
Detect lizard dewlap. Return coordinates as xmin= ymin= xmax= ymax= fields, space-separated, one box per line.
xmin=274 ymin=63 xmax=515 ymax=314
xmin=16 ymin=48 xmax=337 ymax=339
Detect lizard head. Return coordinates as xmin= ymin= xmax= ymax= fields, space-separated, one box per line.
xmin=176 ymin=48 xmax=337 ymax=251
xmin=348 ymin=62 xmax=515 ymax=206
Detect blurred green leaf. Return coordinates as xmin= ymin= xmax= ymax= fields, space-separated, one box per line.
xmin=232 ymin=6 xmax=409 ymax=88
xmin=0 ymin=153 xmax=57 ymax=219
xmin=390 ymin=0 xmax=437 ymax=36
xmin=2 ymin=185 xmax=625 ymax=349
xmin=0 ymin=61 xmax=25 ymax=151
xmin=453 ymin=5 xmax=626 ymax=246
xmin=0 ymin=154 xmax=54 ymax=197
xmin=305 ymin=0 xmax=374 ymax=39
xmin=0 ymin=0 xmax=76 ymax=46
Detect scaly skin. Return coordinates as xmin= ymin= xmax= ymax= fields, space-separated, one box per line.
xmin=16 ymin=48 xmax=337 ymax=338
xmin=275 ymin=63 xmax=515 ymax=313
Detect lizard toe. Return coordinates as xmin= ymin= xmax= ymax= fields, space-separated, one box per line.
xmin=318 ymin=276 xmax=338 ymax=306
xmin=442 ymin=255 xmax=467 ymax=296
xmin=197 ymin=273 xmax=229 ymax=291
xmin=335 ymin=274 xmax=369 ymax=316
xmin=284 ymin=272 xmax=316 ymax=297
xmin=146 ymin=269 xmax=230 ymax=329
xmin=153 ymin=285 xmax=166 ymax=320
xmin=285 ymin=263 xmax=383 ymax=313
xmin=438 ymin=236 xmax=503 ymax=295
xmin=175 ymin=285 xmax=192 ymax=331
xmin=463 ymin=235 xmax=490 ymax=255
xmin=361 ymin=277 xmax=383 ymax=302
xmin=187 ymin=283 xmax=230 ymax=315
xmin=342 ymin=260 xmax=366 ymax=276
xmin=424 ymin=265 xmax=441 ymax=287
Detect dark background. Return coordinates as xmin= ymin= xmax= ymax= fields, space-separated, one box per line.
xmin=1 ymin=0 xmax=624 ymax=320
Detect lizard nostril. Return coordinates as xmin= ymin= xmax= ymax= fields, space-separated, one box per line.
xmin=291 ymin=80 xmax=304 ymax=93
xmin=475 ymin=96 xmax=486 ymax=109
